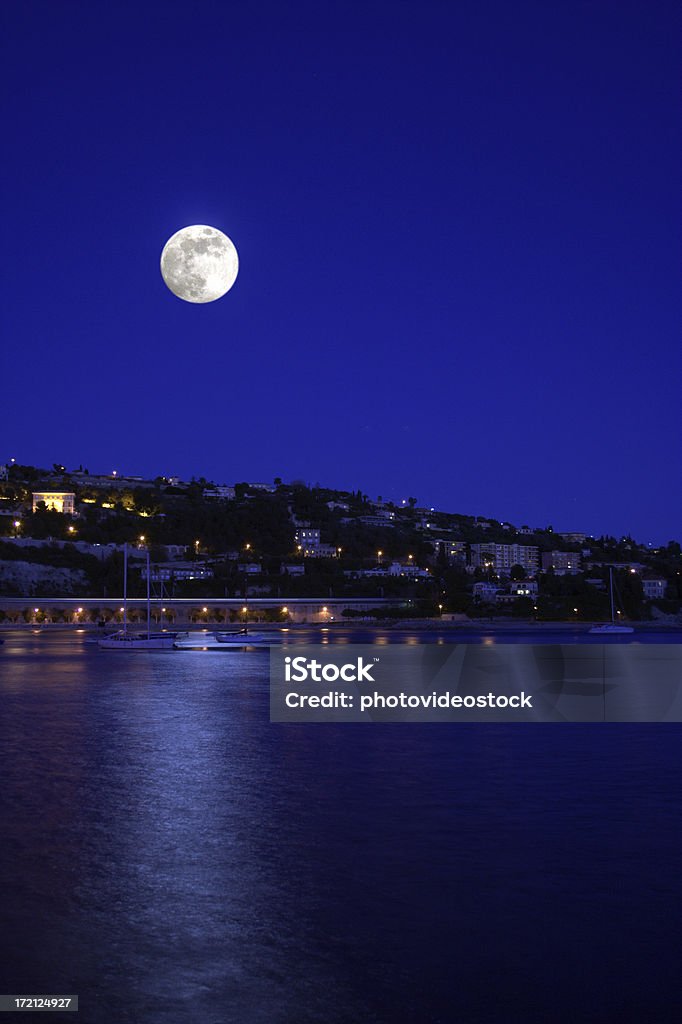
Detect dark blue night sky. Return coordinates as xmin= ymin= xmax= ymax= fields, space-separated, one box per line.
xmin=2 ymin=0 xmax=679 ymax=542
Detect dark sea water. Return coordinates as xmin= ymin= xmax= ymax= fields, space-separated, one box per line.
xmin=0 ymin=630 xmax=680 ymax=1023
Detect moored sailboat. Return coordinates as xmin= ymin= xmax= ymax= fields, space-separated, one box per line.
xmin=98 ymin=544 xmax=177 ymax=650
xmin=589 ymin=567 xmax=634 ymax=634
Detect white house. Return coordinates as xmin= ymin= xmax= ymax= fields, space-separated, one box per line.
xmin=141 ymin=562 xmax=214 ymax=582
xmin=472 ymin=582 xmax=500 ymax=602
xmin=642 ymin=578 xmax=667 ymax=600
xmin=509 ymin=580 xmax=538 ymax=597
xmin=203 ymin=485 xmax=235 ymax=500
xmin=387 ymin=562 xmax=430 ymax=578
xmin=294 ymin=528 xmax=339 ymax=557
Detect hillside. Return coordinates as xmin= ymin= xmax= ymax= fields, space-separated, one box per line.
xmin=0 ymin=463 xmax=680 ymax=620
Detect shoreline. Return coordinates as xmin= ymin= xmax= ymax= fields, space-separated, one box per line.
xmin=1 ymin=619 xmax=681 ymax=634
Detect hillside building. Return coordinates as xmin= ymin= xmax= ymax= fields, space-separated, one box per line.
xmin=470 ymin=543 xmax=538 ymax=576
xmin=541 ymin=551 xmax=581 ymax=575
xmin=32 ymin=492 xmax=76 ymax=515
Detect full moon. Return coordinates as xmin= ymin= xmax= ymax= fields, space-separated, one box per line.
xmin=160 ymin=225 xmax=239 ymax=303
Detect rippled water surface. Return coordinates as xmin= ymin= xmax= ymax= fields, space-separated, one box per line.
xmin=0 ymin=630 xmax=680 ymax=1023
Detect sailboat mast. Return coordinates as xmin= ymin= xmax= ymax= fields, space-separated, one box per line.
xmin=146 ymin=548 xmax=151 ymax=640
xmin=609 ymin=567 xmax=615 ymax=624
xmin=123 ymin=543 xmax=128 ymax=635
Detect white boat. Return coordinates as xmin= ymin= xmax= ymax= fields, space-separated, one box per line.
xmin=215 ymin=628 xmax=268 ymax=644
xmin=588 ymin=624 xmax=634 ymax=635
xmin=98 ymin=544 xmax=177 ymax=650
xmin=589 ymin=568 xmax=634 ymax=634
xmin=99 ymin=630 xmax=178 ymax=650
xmin=173 ymin=628 xmax=281 ymax=650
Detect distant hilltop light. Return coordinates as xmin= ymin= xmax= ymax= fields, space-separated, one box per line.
xmin=160 ymin=225 xmax=239 ymax=303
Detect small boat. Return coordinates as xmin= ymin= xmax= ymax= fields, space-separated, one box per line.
xmin=589 ymin=568 xmax=634 ymax=634
xmin=588 ymin=623 xmax=635 ymax=635
xmin=173 ymin=628 xmax=281 ymax=650
xmin=215 ymin=628 xmax=267 ymax=645
xmin=99 ymin=544 xmax=177 ymax=650
xmin=215 ymin=630 xmax=282 ymax=646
